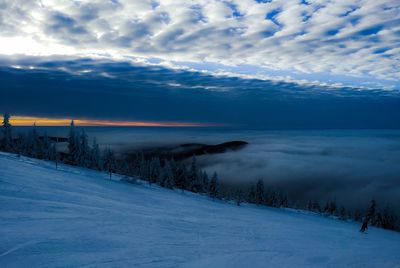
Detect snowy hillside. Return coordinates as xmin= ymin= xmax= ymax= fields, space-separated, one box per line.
xmin=1 ymin=152 xmax=399 ymax=268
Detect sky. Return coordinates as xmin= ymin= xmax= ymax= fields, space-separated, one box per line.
xmin=0 ymin=0 xmax=399 ymax=129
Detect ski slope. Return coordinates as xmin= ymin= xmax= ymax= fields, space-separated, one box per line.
xmin=1 ymin=152 xmax=399 ymax=268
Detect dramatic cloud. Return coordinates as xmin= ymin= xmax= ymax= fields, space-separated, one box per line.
xmin=0 ymin=0 xmax=398 ymax=86
xmin=1 ymin=58 xmax=399 ymax=129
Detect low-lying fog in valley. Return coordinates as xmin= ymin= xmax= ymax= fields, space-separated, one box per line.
xmin=197 ymin=131 xmax=400 ymax=213
xmin=21 ymin=127 xmax=400 ymax=214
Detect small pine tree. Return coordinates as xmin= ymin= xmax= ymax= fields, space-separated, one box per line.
xmin=137 ymin=151 xmax=147 ymax=178
xmin=173 ymin=162 xmax=188 ymax=191
xmin=353 ymin=209 xmax=362 ymax=222
xmin=76 ymin=130 xmax=90 ymax=167
xmin=90 ymin=138 xmax=101 ymax=170
xmin=1 ymin=113 xmax=13 ymax=151
xmin=312 ymin=200 xmax=321 ymax=212
xmin=307 ymin=200 xmax=313 ymax=211
xmin=201 ymin=171 xmax=209 ymax=192
xmin=189 ymin=155 xmax=203 ymax=192
xmin=267 ymin=191 xmax=277 ymax=207
xmin=28 ymin=124 xmax=41 ymax=158
xmin=42 ymin=132 xmax=51 ymax=160
xmin=324 ymin=200 xmax=337 ymax=215
xmin=149 ymin=157 xmax=161 ymax=185
xmin=255 ymin=179 xmax=264 ymax=205
xmin=68 ymin=120 xmax=78 ymax=163
xmin=15 ymin=132 xmax=26 ymax=157
xmin=338 ymin=206 xmax=347 ymax=220
xmin=280 ymin=195 xmax=289 ymax=208
xmin=209 ymin=172 xmax=220 ymax=199
xmin=366 ymin=199 xmax=377 ymax=221
xmin=381 ymin=207 xmax=397 ymax=230
xmin=234 ymin=186 xmax=244 ymax=206
xmin=247 ymin=185 xmax=256 ymax=203
xmin=160 ymin=160 xmax=175 ymax=189
xmin=102 ymin=148 xmax=116 ymax=180
xmin=49 ymin=144 xmax=59 ymax=169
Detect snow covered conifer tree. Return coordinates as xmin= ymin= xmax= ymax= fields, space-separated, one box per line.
xmin=247 ymin=185 xmax=256 ymax=203
xmin=202 ymin=171 xmax=209 ymax=192
xmin=90 ymin=138 xmax=101 ymax=170
xmin=366 ymin=199 xmax=377 ymax=222
xmin=312 ymin=200 xmax=321 ymax=212
xmin=174 ymin=162 xmax=188 ymax=190
xmin=1 ymin=113 xmax=13 ymax=151
xmin=42 ymin=132 xmax=51 ymax=159
xmin=68 ymin=120 xmax=78 ymax=163
xmin=381 ymin=207 xmax=397 ymax=230
xmin=24 ymin=129 xmax=33 ymax=156
xmin=160 ymin=160 xmax=175 ymax=189
xmin=375 ymin=211 xmax=384 ymax=227
xmin=189 ymin=155 xmax=204 ymax=193
xmin=169 ymin=158 xmax=178 ymax=185
xmin=307 ymin=200 xmax=313 ymax=211
xmin=353 ymin=209 xmax=362 ymax=222
xmin=102 ymin=148 xmax=116 ymax=179
xmin=339 ymin=206 xmax=347 ymax=220
xmin=138 ymin=151 xmax=147 ymax=179
xmin=280 ymin=195 xmax=289 ymax=208
xmin=28 ymin=123 xmax=41 ymax=158
xmin=267 ymin=191 xmax=277 ymax=207
xmin=49 ymin=143 xmax=59 ymax=169
xmin=190 ymin=173 xmax=204 ymax=193
xmin=149 ymin=157 xmax=161 ymax=185
xmin=77 ymin=130 xmax=90 ymax=167
xmin=255 ymin=179 xmax=264 ymax=204
xmin=324 ymin=200 xmax=337 ymax=215
xmin=234 ymin=186 xmax=244 ymax=206
xmin=15 ymin=133 xmax=26 ymax=157
xmin=209 ymin=172 xmax=220 ymax=199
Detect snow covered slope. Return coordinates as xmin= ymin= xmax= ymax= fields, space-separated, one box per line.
xmin=1 ymin=152 xmax=399 ymax=268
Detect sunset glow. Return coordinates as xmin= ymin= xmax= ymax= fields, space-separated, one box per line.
xmin=10 ymin=116 xmax=217 ymax=127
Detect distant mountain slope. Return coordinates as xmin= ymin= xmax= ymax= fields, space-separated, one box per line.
xmin=126 ymin=140 xmax=248 ymax=161
xmin=0 ymin=152 xmax=399 ymax=268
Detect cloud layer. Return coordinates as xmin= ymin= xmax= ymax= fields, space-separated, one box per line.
xmin=195 ymin=130 xmax=400 ymax=213
xmin=34 ymin=126 xmax=400 ymax=213
xmin=0 ymin=0 xmax=399 ymax=82
xmin=1 ymin=58 xmax=399 ymax=129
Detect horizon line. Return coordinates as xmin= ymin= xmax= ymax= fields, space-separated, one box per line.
xmin=9 ymin=116 xmax=222 ymax=127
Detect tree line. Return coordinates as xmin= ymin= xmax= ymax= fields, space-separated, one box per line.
xmin=0 ymin=113 xmax=398 ymax=231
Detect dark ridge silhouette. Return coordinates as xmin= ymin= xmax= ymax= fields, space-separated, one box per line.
xmin=127 ymin=141 xmax=248 ymax=161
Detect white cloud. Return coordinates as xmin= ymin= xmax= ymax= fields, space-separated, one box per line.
xmin=0 ymin=0 xmax=398 ymax=83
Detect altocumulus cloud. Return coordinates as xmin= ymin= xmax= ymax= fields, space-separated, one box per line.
xmin=0 ymin=0 xmax=399 ymax=84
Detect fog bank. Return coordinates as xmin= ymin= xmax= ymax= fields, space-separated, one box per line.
xmin=20 ymin=127 xmax=400 ymax=213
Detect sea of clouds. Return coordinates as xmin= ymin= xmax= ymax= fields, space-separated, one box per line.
xmin=195 ymin=130 xmax=400 ymax=212
xmin=85 ymin=127 xmax=400 ymax=213
xmin=21 ymin=126 xmax=400 ymax=213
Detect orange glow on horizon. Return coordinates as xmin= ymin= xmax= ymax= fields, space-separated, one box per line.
xmin=9 ymin=116 xmax=219 ymax=127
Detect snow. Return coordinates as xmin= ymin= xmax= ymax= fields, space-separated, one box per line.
xmin=0 ymin=152 xmax=399 ymax=268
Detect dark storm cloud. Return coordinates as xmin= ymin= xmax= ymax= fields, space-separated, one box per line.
xmin=0 ymin=57 xmax=399 ymax=129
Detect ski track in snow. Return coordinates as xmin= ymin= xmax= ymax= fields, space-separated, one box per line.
xmin=0 ymin=152 xmax=399 ymax=268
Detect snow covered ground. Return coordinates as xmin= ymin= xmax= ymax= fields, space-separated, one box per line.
xmin=1 ymin=152 xmax=399 ymax=268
